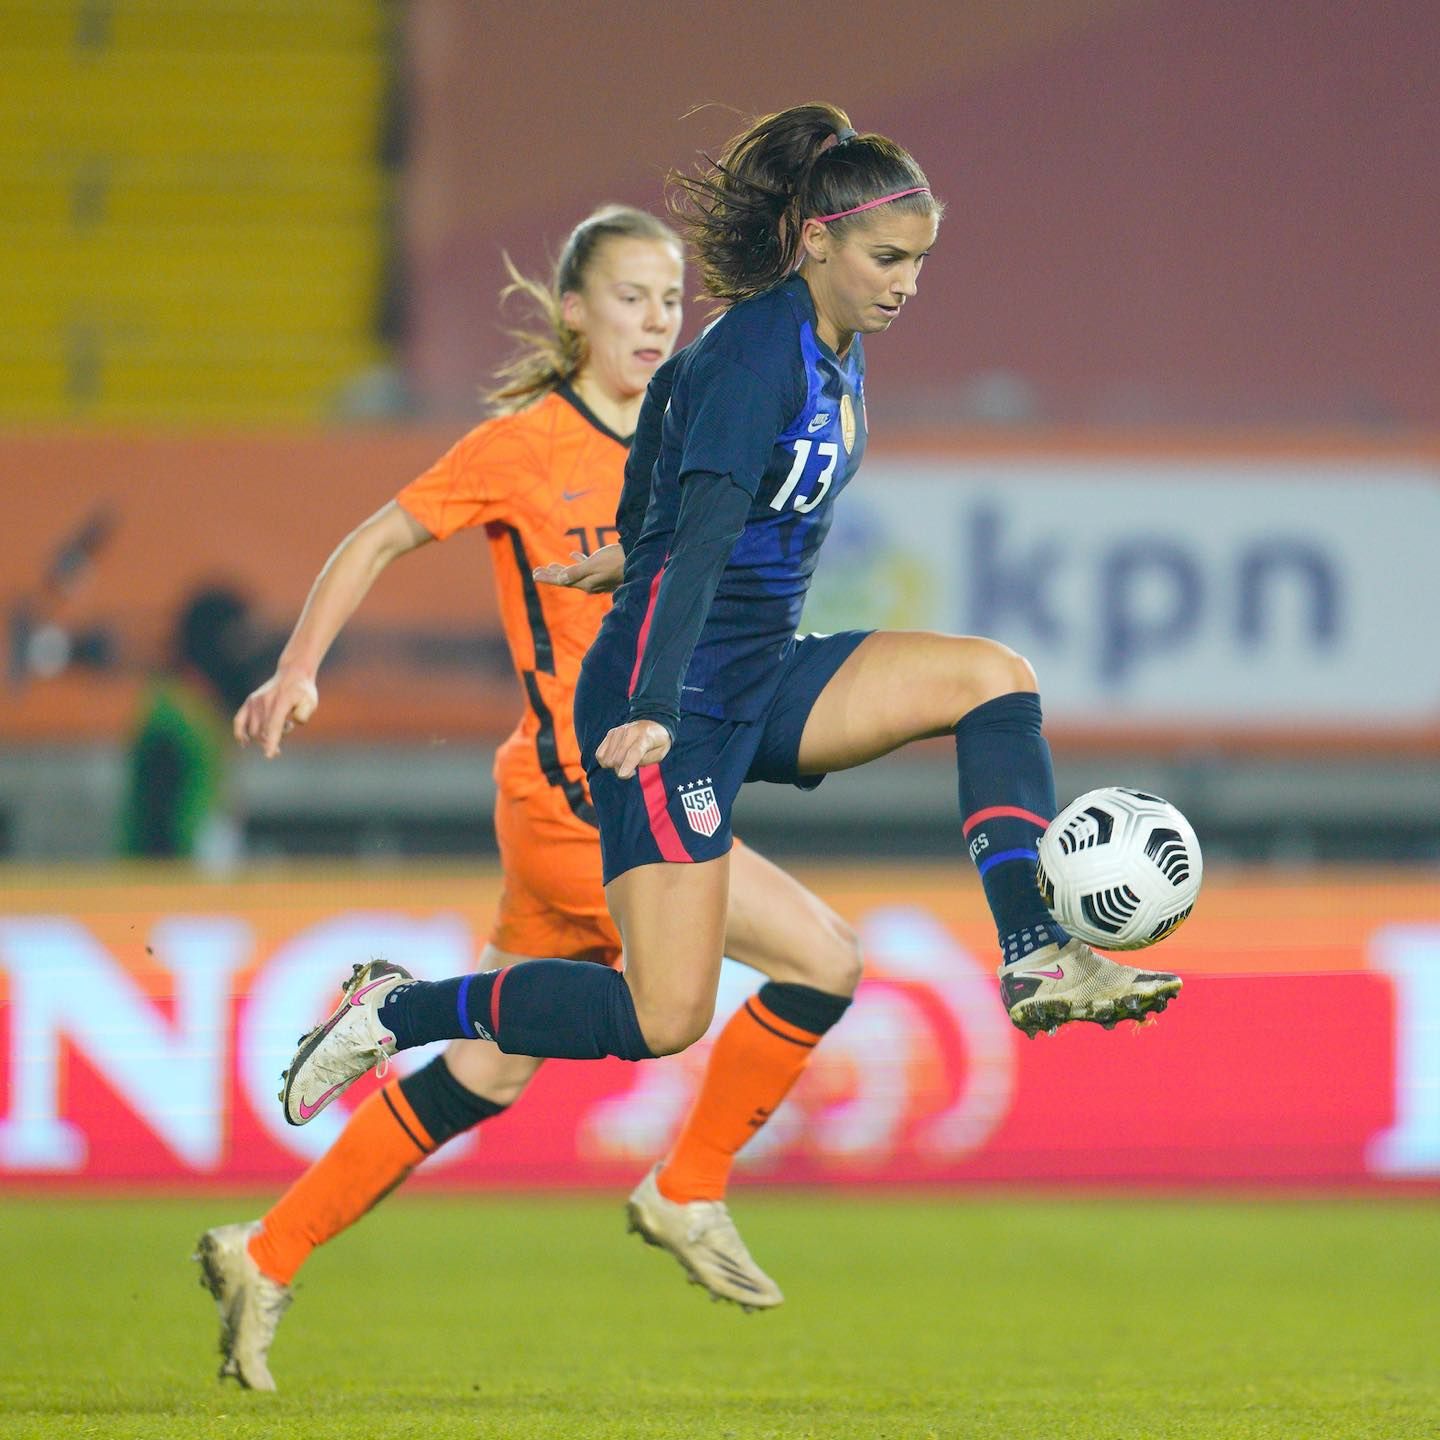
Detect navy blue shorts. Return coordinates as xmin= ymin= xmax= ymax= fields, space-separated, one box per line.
xmin=579 ymin=630 xmax=871 ymax=884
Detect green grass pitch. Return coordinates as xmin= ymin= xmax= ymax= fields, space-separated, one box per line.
xmin=0 ymin=1191 xmax=1435 ymax=1439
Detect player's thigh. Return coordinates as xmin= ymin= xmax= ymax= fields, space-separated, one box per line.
xmin=586 ymin=712 xmax=754 ymax=1052
xmin=441 ymin=943 xmax=547 ymax=1103
xmin=605 ymin=853 xmax=730 ymax=1055
xmin=725 ymin=842 xmax=861 ymax=995
xmin=796 ymin=629 xmax=1036 ymax=774
xmin=492 ymin=784 xmax=623 ymax=967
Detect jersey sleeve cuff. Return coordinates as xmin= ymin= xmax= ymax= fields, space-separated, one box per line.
xmin=623 ymin=703 xmax=678 ymax=743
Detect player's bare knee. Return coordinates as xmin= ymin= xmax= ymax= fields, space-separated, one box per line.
xmin=465 ymin=1067 xmax=531 ymax=1106
xmin=636 ymin=997 xmax=716 ymax=1056
xmin=958 ymin=639 xmax=1037 ymax=716
xmin=442 ymin=1039 xmax=536 ymax=1106
xmin=812 ymin=910 xmax=863 ymax=996
xmin=1007 ymin=648 xmax=1039 ymax=693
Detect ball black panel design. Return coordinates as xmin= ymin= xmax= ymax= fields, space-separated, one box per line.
xmin=1036 ymin=857 xmax=1055 ymax=908
xmin=1056 ymin=805 xmax=1114 ymax=856
xmin=1144 ymin=827 xmax=1192 ymax=885
xmin=1079 ymin=884 xmax=1142 ymax=936
xmin=1147 ymin=903 xmax=1194 ymax=943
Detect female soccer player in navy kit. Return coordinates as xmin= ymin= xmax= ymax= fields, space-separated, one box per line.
xmin=283 ymin=104 xmax=1180 ymax=1129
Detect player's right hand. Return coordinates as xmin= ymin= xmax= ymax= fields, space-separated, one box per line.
xmin=233 ymin=669 xmax=319 ymax=759
xmin=533 ymin=543 xmax=625 ymax=594
xmin=595 ymin=719 xmax=672 ymax=780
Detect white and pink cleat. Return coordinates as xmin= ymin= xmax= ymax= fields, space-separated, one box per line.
xmin=280 ymin=960 xmax=411 ymax=1125
xmin=999 ymin=938 xmax=1181 ymax=1038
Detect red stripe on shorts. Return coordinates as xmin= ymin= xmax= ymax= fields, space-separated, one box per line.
xmin=639 ymin=764 xmax=691 ymax=863
xmin=625 ymin=559 xmax=689 ymax=862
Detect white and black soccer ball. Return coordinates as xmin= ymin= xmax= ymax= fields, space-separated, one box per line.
xmin=1036 ymin=787 xmax=1202 ymax=950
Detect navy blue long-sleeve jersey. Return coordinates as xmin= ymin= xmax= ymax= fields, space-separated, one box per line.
xmin=593 ymin=274 xmax=868 ymax=736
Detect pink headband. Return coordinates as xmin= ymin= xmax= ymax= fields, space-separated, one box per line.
xmin=811 ymin=187 xmax=931 ymax=224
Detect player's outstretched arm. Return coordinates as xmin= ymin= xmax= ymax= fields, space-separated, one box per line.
xmin=533 ymin=543 xmax=625 ymax=594
xmin=234 ymin=501 xmax=432 ymax=759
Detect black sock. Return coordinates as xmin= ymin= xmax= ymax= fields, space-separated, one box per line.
xmin=954 ymin=691 xmax=1070 ymax=963
xmin=756 ymin=981 xmax=852 ymax=1036
xmin=397 ymin=1055 xmax=507 ymax=1146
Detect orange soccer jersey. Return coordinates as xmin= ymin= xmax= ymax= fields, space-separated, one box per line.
xmin=396 ymin=385 xmax=627 ymax=809
xmin=396 ymin=386 xmax=628 ymax=961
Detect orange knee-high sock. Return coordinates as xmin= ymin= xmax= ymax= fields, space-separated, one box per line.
xmin=657 ymin=990 xmax=832 ymax=1205
xmin=248 ymin=1081 xmax=434 ymax=1286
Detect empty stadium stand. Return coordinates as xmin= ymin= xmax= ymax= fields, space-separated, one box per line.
xmin=0 ymin=0 xmax=392 ymax=421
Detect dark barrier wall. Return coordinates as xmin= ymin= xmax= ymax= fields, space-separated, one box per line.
xmin=402 ymin=0 xmax=1440 ymax=427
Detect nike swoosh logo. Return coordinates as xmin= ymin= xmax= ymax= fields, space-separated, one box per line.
xmin=807 ymin=414 xmax=830 ymax=432
xmin=297 ymin=1084 xmax=344 ymax=1120
xmin=1028 ymin=966 xmax=1065 ymax=980
xmin=349 ymin=977 xmax=393 ymax=1006
xmin=562 ymin=488 xmax=593 ymax=501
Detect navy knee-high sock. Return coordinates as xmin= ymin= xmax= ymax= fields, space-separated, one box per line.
xmin=378 ymin=961 xmax=654 ymax=1061
xmin=954 ymin=691 xmax=1070 ymax=965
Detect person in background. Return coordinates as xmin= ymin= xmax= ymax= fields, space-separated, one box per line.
xmin=118 ymin=585 xmax=268 ymax=868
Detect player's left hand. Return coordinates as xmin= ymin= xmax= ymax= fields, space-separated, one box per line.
xmin=533 ymin=543 xmax=625 ymax=594
xmin=596 ymin=719 xmax=672 ymax=779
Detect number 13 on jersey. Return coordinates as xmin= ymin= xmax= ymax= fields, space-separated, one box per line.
xmin=770 ymin=439 xmax=839 ymax=515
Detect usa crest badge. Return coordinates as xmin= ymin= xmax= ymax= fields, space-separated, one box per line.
xmin=680 ymin=779 xmax=722 ymax=837
xmin=840 ymin=392 xmax=856 ymax=452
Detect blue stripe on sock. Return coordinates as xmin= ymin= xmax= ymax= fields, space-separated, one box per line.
xmin=977 ymin=846 xmax=1037 ymax=877
xmin=456 ymin=973 xmax=474 ymax=1036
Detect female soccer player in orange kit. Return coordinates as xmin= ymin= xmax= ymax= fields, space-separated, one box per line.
xmin=196 ymin=205 xmax=862 ymax=1390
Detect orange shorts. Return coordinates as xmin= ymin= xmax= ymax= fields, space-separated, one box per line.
xmin=489 ymin=780 xmax=622 ymax=968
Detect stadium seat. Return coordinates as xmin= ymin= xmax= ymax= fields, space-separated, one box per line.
xmin=0 ymin=0 xmax=391 ymax=421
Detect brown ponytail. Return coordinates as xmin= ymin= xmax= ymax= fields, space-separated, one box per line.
xmin=669 ymin=102 xmax=938 ymax=304
xmin=486 ymin=205 xmax=681 ymax=413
